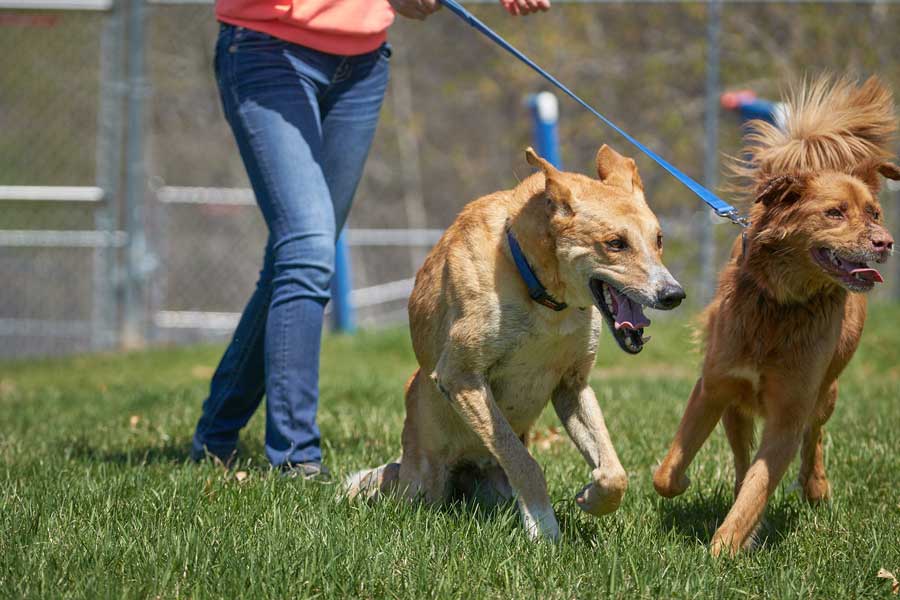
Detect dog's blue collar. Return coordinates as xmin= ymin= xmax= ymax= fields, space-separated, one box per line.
xmin=506 ymin=228 xmax=568 ymax=311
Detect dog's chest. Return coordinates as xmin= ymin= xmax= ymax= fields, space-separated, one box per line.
xmin=488 ymin=310 xmax=600 ymax=432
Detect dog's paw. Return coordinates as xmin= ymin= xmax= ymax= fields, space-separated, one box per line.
xmin=710 ymin=529 xmax=749 ymax=558
xmin=575 ymin=469 xmax=627 ymax=516
xmin=709 ymin=536 xmax=733 ymax=558
xmin=652 ymin=466 xmax=690 ymax=498
xmin=341 ymin=463 xmax=401 ymax=503
xmin=801 ymin=476 xmax=832 ymax=505
xmin=518 ymin=500 xmax=560 ymax=542
xmin=341 ymin=469 xmax=375 ymax=502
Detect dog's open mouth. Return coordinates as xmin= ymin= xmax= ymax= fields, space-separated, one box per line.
xmin=811 ymin=247 xmax=884 ymax=292
xmin=589 ymin=278 xmax=650 ymax=354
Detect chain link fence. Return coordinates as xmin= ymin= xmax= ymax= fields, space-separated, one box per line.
xmin=3 ymin=0 xmax=900 ymax=359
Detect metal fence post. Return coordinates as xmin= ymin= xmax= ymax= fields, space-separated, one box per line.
xmin=92 ymin=0 xmax=126 ymax=350
xmin=528 ymin=91 xmax=562 ymax=168
xmin=122 ymin=0 xmax=151 ymax=348
xmin=331 ymin=232 xmax=355 ymax=333
xmin=699 ymin=0 xmax=721 ymax=304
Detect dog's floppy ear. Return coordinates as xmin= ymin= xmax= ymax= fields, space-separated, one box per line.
xmin=851 ymin=158 xmax=900 ymax=193
xmin=878 ymin=162 xmax=900 ymax=180
xmin=596 ymin=144 xmax=643 ymax=192
xmin=525 ymin=147 xmax=573 ymax=214
xmin=755 ymin=174 xmax=806 ymax=206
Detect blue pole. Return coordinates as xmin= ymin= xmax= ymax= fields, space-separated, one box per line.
xmin=528 ymin=91 xmax=562 ymax=169
xmin=331 ymin=232 xmax=355 ymax=333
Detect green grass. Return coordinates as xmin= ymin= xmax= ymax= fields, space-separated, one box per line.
xmin=2 ymin=306 xmax=900 ymax=599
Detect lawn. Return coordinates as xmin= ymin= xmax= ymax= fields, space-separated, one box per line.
xmin=2 ymin=305 xmax=900 ymax=599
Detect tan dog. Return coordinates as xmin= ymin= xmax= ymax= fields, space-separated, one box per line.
xmin=346 ymin=145 xmax=685 ymax=540
xmin=653 ymin=77 xmax=898 ymax=556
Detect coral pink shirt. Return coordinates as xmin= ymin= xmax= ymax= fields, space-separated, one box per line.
xmin=217 ymin=0 xmax=395 ymax=56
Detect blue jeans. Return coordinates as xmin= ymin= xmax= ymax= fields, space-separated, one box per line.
xmin=192 ymin=23 xmax=390 ymax=466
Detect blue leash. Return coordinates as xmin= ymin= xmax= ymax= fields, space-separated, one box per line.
xmin=439 ymin=0 xmax=750 ymax=228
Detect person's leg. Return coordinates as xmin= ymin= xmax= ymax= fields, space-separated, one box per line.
xmin=257 ymin=42 xmax=391 ymax=468
xmin=191 ymin=27 xmax=285 ymax=462
xmin=320 ymin=44 xmax=392 ymax=233
xmin=191 ymin=237 xmax=273 ymax=462
xmin=195 ymin=24 xmax=339 ymax=467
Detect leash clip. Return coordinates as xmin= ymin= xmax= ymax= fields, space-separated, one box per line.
xmin=715 ymin=208 xmax=751 ymax=229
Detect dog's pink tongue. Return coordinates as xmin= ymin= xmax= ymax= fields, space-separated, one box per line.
xmin=850 ymin=267 xmax=884 ymax=284
xmin=612 ymin=291 xmax=651 ymax=330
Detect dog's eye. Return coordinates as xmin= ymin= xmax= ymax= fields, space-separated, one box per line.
xmin=825 ymin=208 xmax=844 ymax=220
xmin=606 ymin=238 xmax=627 ymax=251
xmin=656 ymin=234 xmax=663 ymax=250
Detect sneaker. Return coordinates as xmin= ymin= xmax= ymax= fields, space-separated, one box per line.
xmin=281 ymin=462 xmax=332 ymax=482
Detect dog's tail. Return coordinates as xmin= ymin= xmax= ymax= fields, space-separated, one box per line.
xmin=730 ymin=76 xmax=897 ymax=191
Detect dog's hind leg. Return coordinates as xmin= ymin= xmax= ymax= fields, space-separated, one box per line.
xmin=799 ymin=381 xmax=837 ymax=504
xmin=653 ymin=377 xmax=737 ymax=498
xmin=721 ymin=405 xmax=754 ymax=498
xmin=552 ymin=377 xmax=627 ymax=516
xmin=344 ymin=462 xmax=401 ymax=502
xmin=394 ymin=369 xmax=453 ymax=504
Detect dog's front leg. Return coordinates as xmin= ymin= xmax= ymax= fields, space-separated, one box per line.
xmin=432 ymin=369 xmax=559 ymax=542
xmin=552 ymin=380 xmax=627 ymax=516
xmin=710 ymin=375 xmax=816 ymax=557
xmin=710 ymin=420 xmax=803 ymax=557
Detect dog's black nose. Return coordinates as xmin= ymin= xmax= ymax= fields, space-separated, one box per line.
xmin=657 ymin=284 xmax=686 ymax=309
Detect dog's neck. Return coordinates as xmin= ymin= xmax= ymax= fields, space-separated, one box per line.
xmin=740 ymin=238 xmax=847 ymax=307
xmin=507 ymin=196 xmax=567 ymax=306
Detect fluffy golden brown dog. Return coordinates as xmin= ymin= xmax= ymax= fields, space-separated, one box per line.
xmin=346 ymin=145 xmax=685 ymax=540
xmin=653 ymin=76 xmax=898 ymax=556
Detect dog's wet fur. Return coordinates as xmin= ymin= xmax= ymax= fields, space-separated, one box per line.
xmin=654 ymin=76 xmax=898 ymax=556
xmin=345 ymin=145 xmax=684 ymax=540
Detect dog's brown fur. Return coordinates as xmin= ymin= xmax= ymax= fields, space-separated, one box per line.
xmin=346 ymin=145 xmax=684 ymax=540
xmin=653 ymin=76 xmax=899 ymax=556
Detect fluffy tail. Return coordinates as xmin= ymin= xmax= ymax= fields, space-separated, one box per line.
xmin=731 ymin=76 xmax=897 ymax=189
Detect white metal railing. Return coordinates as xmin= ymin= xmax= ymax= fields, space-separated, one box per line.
xmin=153 ymin=277 xmax=417 ymax=330
xmin=0 ymin=230 xmax=126 ymax=248
xmin=156 ymin=185 xmax=254 ymax=206
xmin=0 ymin=186 xmax=121 ymax=247
xmin=154 ymin=310 xmax=240 ymax=330
xmin=0 ymin=185 xmax=105 ymax=202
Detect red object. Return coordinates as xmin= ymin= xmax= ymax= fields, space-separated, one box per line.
xmin=0 ymin=13 xmax=59 ymax=27
xmin=720 ymin=90 xmax=757 ymax=110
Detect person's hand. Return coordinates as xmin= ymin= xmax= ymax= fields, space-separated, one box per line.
xmin=500 ymin=0 xmax=551 ymax=16
xmin=389 ymin=0 xmax=441 ymax=21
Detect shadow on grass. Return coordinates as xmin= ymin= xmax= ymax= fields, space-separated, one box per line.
xmin=61 ymin=437 xmax=194 ymax=466
xmin=656 ymin=486 xmax=803 ymax=551
xmin=60 ymin=434 xmax=272 ymax=468
xmin=432 ymin=498 xmax=607 ymax=546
